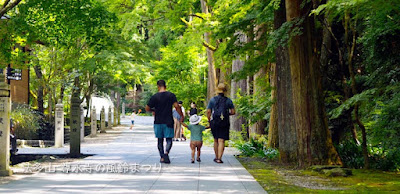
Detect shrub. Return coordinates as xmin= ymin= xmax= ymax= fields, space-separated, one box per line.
xmin=230 ymin=132 xmax=279 ymax=161
xmin=369 ymin=146 xmax=400 ymax=171
xmin=335 ymin=141 xmax=364 ymax=169
xmin=11 ymin=104 xmax=42 ymax=140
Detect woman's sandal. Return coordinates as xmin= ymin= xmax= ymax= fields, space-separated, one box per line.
xmin=216 ymin=159 xmax=223 ymax=163
xmin=191 ymin=159 xmax=195 ymax=163
xmin=197 ymin=158 xmax=201 ymax=162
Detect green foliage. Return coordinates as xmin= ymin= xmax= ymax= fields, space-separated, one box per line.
xmin=234 ymin=77 xmax=273 ymax=127
xmin=337 ymin=140 xmax=400 ymax=171
xmin=335 ymin=141 xmax=364 ymax=169
xmin=314 ymin=0 xmax=400 ymax=171
xmin=329 ymin=88 xmax=377 ymax=119
xmin=11 ymin=104 xmax=41 ymax=140
xmin=213 ymin=0 xmax=277 ymax=79
xmin=139 ymin=83 xmax=157 ymax=108
xmin=148 ymin=33 xmax=208 ymax=108
xmin=230 ymin=131 xmax=279 ymax=160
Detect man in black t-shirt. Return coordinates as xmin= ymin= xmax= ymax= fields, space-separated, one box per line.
xmin=146 ymin=80 xmax=184 ymax=163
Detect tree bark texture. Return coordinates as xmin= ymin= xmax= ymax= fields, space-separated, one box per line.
xmin=230 ymin=32 xmax=247 ymax=132
xmin=34 ymin=65 xmax=44 ymax=113
xmin=201 ymin=0 xmax=217 ymax=102
xmin=0 ymin=0 xmax=22 ymax=18
xmin=230 ymin=57 xmax=247 ymax=132
xmin=268 ymin=62 xmax=279 ymax=148
xmin=249 ymin=24 xmax=268 ymax=136
xmin=273 ymin=0 xmax=297 ymax=163
xmin=250 ymin=67 xmax=267 ymax=135
xmin=285 ymin=0 xmax=341 ymax=166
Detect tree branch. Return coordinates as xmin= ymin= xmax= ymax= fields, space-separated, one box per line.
xmin=189 ymin=14 xmax=204 ymax=20
xmin=180 ymin=17 xmax=190 ymax=26
xmin=202 ymin=41 xmax=217 ymax=51
xmin=180 ymin=17 xmax=217 ymax=51
xmin=1 ymin=0 xmax=11 ymax=9
xmin=142 ymin=16 xmax=165 ymax=23
xmin=0 ymin=0 xmax=22 ymax=18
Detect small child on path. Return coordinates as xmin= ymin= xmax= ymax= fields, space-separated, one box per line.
xmin=130 ymin=109 xmax=141 ymax=129
xmin=182 ymin=114 xmax=210 ymax=163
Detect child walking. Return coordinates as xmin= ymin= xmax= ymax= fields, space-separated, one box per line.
xmin=130 ymin=109 xmax=141 ymax=129
xmin=182 ymin=114 xmax=209 ymax=163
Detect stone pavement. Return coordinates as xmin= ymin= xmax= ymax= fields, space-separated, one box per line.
xmin=0 ymin=116 xmax=266 ymax=194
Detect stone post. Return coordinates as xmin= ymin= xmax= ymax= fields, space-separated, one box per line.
xmin=54 ymin=99 xmax=64 ymax=148
xmin=122 ymin=102 xmax=125 ymax=118
xmin=0 ymin=81 xmax=11 ymax=176
xmin=80 ymin=104 xmax=84 ymax=142
xmin=100 ymin=106 xmax=106 ymax=133
xmin=90 ymin=106 xmax=97 ymax=137
xmin=113 ymin=107 xmax=117 ymax=127
xmin=108 ymin=106 xmax=112 ymax=129
xmin=70 ymin=92 xmax=81 ymax=157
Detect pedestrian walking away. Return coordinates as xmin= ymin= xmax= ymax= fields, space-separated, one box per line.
xmin=182 ymin=114 xmax=209 ymax=163
xmin=146 ymin=80 xmax=184 ymax=164
xmin=207 ymin=83 xmax=235 ymax=164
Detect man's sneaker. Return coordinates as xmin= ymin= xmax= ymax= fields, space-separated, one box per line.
xmin=164 ymin=154 xmax=171 ymax=164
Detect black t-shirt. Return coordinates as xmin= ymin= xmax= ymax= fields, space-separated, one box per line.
xmin=147 ymin=91 xmax=177 ymax=128
xmin=189 ymin=108 xmax=198 ymax=116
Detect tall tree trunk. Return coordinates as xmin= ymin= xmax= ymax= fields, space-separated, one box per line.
xmin=285 ymin=0 xmax=341 ymax=166
xmin=201 ymin=0 xmax=217 ymax=102
xmin=116 ymin=91 xmax=121 ymax=125
xmin=60 ymin=84 xmax=65 ymax=102
xmin=345 ymin=13 xmax=369 ymax=168
xmin=230 ymin=32 xmax=248 ymax=132
xmin=322 ymin=12 xmax=360 ymax=145
xmin=73 ymin=75 xmax=81 ymax=102
xmin=34 ymin=65 xmax=44 ymax=113
xmin=250 ymin=67 xmax=267 ymax=136
xmin=85 ymin=95 xmax=91 ymax=118
xmin=274 ymin=0 xmax=297 ymax=163
xmin=246 ymin=75 xmax=253 ymax=138
xmin=249 ymin=24 xmax=268 ymax=136
xmin=268 ymin=63 xmax=279 ymax=148
xmin=230 ymin=57 xmax=247 ymax=132
xmin=48 ymin=89 xmax=53 ymax=124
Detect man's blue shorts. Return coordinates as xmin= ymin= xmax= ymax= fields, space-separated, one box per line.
xmin=154 ymin=124 xmax=174 ymax=138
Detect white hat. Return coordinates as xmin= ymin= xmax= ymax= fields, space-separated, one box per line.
xmin=189 ymin=114 xmax=202 ymax=125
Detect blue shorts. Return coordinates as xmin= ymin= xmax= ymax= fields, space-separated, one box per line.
xmin=154 ymin=124 xmax=174 ymax=138
xmin=131 ymin=120 xmax=135 ymax=125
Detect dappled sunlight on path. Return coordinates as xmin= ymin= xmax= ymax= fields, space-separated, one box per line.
xmin=0 ymin=116 xmax=266 ymax=193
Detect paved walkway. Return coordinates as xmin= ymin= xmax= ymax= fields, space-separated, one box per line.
xmin=0 ymin=116 xmax=266 ymax=194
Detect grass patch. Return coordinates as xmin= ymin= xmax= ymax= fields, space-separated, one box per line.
xmin=237 ymin=157 xmax=400 ymax=193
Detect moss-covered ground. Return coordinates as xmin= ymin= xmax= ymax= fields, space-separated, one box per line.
xmin=237 ymin=157 xmax=400 ymax=193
